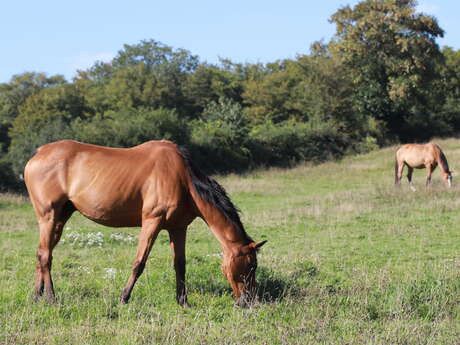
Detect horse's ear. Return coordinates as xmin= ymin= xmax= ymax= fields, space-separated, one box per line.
xmin=250 ymin=240 xmax=267 ymax=250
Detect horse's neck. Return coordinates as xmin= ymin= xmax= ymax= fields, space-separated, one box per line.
xmin=436 ymin=151 xmax=449 ymax=173
xmin=198 ymin=202 xmax=248 ymax=253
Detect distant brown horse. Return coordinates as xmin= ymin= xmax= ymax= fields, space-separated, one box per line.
xmin=395 ymin=143 xmax=452 ymax=191
xmin=24 ymin=140 xmax=266 ymax=307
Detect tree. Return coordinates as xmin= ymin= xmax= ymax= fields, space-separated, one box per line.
xmin=329 ymin=0 xmax=445 ymax=141
xmin=291 ymin=44 xmax=357 ymax=132
xmin=439 ymin=47 xmax=460 ymax=132
xmin=243 ymin=60 xmax=303 ymax=124
xmin=75 ymin=40 xmax=201 ymax=118
xmin=183 ymin=61 xmax=246 ymax=116
xmin=113 ymin=40 xmax=200 ymax=115
xmin=7 ymin=83 xmax=86 ymax=176
xmin=0 ymin=72 xmax=66 ymax=152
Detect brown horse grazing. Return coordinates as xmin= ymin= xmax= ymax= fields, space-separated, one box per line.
xmin=24 ymin=139 xmax=266 ymax=307
xmin=395 ymin=143 xmax=452 ymax=191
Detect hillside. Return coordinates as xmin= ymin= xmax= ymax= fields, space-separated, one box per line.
xmin=1 ymin=138 xmax=459 ymax=345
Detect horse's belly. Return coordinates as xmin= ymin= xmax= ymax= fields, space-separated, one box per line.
xmin=405 ymin=159 xmax=426 ymax=169
xmin=81 ymin=211 xmax=142 ymax=228
xmin=71 ymin=195 xmax=143 ymax=227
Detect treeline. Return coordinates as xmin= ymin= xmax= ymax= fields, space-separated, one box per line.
xmin=1 ymin=0 xmax=460 ymax=191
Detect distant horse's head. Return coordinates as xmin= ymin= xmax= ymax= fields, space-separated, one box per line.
xmin=443 ymin=170 xmax=453 ymax=188
xmin=442 ymin=169 xmax=452 ymax=188
xmin=222 ymin=240 xmax=267 ymax=307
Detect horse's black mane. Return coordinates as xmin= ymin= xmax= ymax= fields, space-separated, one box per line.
xmin=178 ymin=146 xmax=253 ymax=244
xmin=439 ymin=151 xmax=451 ymax=173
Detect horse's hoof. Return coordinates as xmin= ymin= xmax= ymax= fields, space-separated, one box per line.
xmin=45 ymin=295 xmax=56 ymax=304
xmin=120 ymin=295 xmax=130 ymax=304
xmin=177 ymin=295 xmax=189 ymax=308
xmin=234 ymin=299 xmax=250 ymax=308
xmin=180 ymin=302 xmax=191 ymax=308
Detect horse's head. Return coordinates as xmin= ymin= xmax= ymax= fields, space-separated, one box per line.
xmin=444 ymin=170 xmax=453 ymax=187
xmin=222 ymin=240 xmax=267 ymax=307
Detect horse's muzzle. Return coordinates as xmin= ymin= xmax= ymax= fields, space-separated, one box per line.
xmin=235 ymin=290 xmax=257 ymax=308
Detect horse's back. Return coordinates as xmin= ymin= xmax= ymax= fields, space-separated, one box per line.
xmin=25 ymin=139 xmax=181 ymax=186
xmin=395 ymin=143 xmax=439 ymax=168
xmin=25 ymin=140 xmax=191 ymax=227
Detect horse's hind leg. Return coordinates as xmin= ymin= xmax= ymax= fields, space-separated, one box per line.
xmin=168 ymin=228 xmax=189 ymax=307
xmin=34 ymin=201 xmax=74 ymax=302
xmin=407 ymin=167 xmax=416 ymax=192
xmin=121 ymin=216 xmax=163 ymax=304
xmin=35 ymin=217 xmax=54 ymax=301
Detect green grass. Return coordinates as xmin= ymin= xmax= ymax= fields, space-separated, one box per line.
xmin=1 ymin=139 xmax=460 ymax=344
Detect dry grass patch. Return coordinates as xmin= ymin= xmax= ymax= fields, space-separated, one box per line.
xmin=0 ymin=193 xmax=28 ymax=205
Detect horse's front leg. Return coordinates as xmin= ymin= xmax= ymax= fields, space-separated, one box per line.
xmin=168 ymin=228 xmax=189 ymax=307
xmin=425 ymin=165 xmax=434 ymax=188
xmin=121 ymin=216 xmax=163 ymax=304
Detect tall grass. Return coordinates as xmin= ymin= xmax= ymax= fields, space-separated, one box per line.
xmin=1 ymin=139 xmax=459 ymax=344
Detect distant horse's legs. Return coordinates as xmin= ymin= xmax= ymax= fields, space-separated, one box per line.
xmin=168 ymin=228 xmax=189 ymax=307
xmin=425 ymin=165 xmax=434 ymax=187
xmin=407 ymin=167 xmax=416 ymax=191
xmin=395 ymin=161 xmax=404 ymax=186
xmin=34 ymin=202 xmax=74 ymax=302
xmin=121 ymin=216 xmax=163 ymax=304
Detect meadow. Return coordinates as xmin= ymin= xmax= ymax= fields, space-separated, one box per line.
xmin=1 ymin=139 xmax=459 ymax=345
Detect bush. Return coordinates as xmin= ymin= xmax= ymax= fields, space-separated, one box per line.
xmin=71 ymin=107 xmax=189 ymax=147
xmin=0 ymin=154 xmax=22 ymax=191
xmin=7 ymin=116 xmax=73 ymax=179
xmin=189 ymin=98 xmax=251 ymax=172
xmin=248 ymin=120 xmax=349 ymax=167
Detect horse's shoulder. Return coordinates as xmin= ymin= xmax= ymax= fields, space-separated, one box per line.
xmin=396 ymin=143 xmax=412 ymax=152
xmin=28 ymin=140 xmax=81 ymax=163
xmin=36 ymin=139 xmax=78 ymax=151
xmin=426 ymin=142 xmax=440 ymax=149
xmin=138 ymin=140 xmax=180 ymax=154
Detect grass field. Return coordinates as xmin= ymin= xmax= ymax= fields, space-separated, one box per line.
xmin=1 ymin=139 xmax=459 ymax=345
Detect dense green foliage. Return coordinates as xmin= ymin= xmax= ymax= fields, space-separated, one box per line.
xmin=1 ymin=0 xmax=460 ymax=190
xmin=1 ymin=139 xmax=459 ymax=344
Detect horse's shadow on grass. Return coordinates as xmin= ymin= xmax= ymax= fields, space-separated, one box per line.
xmin=189 ymin=266 xmax=306 ymax=304
xmin=256 ymin=267 xmax=304 ymax=303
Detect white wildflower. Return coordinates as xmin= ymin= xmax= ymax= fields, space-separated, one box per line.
xmin=62 ymin=231 xmax=104 ymax=247
xmin=110 ymin=233 xmax=135 ymax=244
xmin=104 ymin=268 xmax=117 ymax=279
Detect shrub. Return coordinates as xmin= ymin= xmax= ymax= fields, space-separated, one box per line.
xmin=71 ymin=107 xmax=189 ymax=148
xmin=7 ymin=116 xmax=73 ymax=179
xmin=248 ymin=119 xmax=349 ymax=167
xmin=0 ymin=154 xmax=22 ymax=191
xmin=189 ymin=98 xmax=251 ymax=172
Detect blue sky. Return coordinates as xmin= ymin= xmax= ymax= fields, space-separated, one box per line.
xmin=1 ymin=1 xmax=458 ymax=83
